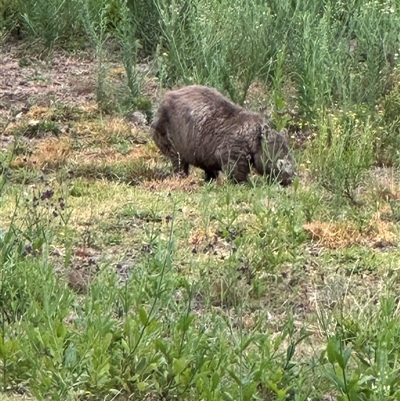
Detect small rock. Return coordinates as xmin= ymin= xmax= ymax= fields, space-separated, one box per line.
xmin=127 ymin=111 xmax=147 ymax=126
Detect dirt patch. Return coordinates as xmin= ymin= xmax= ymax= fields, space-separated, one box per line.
xmin=0 ymin=45 xmax=168 ymax=185
xmin=0 ymin=47 xmax=97 ymax=110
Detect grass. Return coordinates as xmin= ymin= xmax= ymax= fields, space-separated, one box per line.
xmin=0 ymin=395 xmax=32 ymax=401
xmin=2 ymin=0 xmax=400 ymax=399
xmin=2 ymin=106 xmax=400 ymax=399
xmin=1 ymin=80 xmax=400 ymax=399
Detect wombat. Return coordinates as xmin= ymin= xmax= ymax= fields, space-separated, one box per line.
xmin=151 ymin=85 xmax=295 ymax=185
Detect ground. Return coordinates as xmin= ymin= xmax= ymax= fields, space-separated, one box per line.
xmin=1 ymin=43 xmax=400 ymax=399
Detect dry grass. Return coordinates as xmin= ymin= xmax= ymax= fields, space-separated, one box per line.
xmin=11 ymin=137 xmax=72 ymax=170
xmin=25 ymin=106 xmax=55 ymax=120
xmin=303 ymin=211 xmax=397 ymax=249
xmin=74 ymin=116 xmax=131 ymax=137
xmin=70 ymin=143 xmax=159 ymax=165
xmin=140 ymin=174 xmax=203 ymax=193
xmin=5 ymin=106 xmax=158 ymax=179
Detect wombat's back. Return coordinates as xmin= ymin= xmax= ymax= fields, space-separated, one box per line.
xmin=160 ymin=85 xmax=242 ymax=120
xmin=154 ymin=86 xmax=261 ymax=142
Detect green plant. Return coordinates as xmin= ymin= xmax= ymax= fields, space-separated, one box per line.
xmin=322 ymin=338 xmax=362 ymax=400
xmin=248 ymin=185 xmax=307 ymax=271
xmin=16 ymin=119 xmax=60 ymax=138
xmin=82 ymin=0 xmax=110 ymax=109
xmin=271 ymin=48 xmax=292 ymax=131
xmin=308 ymin=109 xmax=375 ymax=204
xmin=376 ymin=79 xmax=400 ymax=165
xmin=319 ymin=294 xmax=400 ymax=401
xmin=114 ymin=0 xmax=140 ymax=105
xmin=15 ymin=0 xmax=83 ymax=49
xmin=126 ymin=0 xmax=162 ymax=57
xmin=154 ymin=0 xmax=273 ymax=103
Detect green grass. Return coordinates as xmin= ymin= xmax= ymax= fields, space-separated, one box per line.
xmin=1 ymin=151 xmax=400 ymax=399
xmin=2 ymin=0 xmax=400 ymax=399
xmin=0 ymin=395 xmax=33 ymax=401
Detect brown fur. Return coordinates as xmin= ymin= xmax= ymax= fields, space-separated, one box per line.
xmin=151 ymin=85 xmax=295 ymax=184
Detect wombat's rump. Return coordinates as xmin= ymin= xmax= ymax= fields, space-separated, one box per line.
xmin=151 ymin=85 xmax=295 ymax=185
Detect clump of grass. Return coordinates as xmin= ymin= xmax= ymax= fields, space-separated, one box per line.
xmin=318 ymin=289 xmax=400 ymax=400
xmin=10 ymin=119 xmax=60 ymax=139
xmin=376 ymin=75 xmax=400 ymax=166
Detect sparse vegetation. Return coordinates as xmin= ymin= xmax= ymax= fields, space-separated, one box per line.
xmin=1 ymin=0 xmax=400 ymax=400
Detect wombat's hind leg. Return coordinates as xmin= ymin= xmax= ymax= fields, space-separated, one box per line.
xmin=153 ymin=129 xmax=188 ymax=177
xmin=204 ymin=170 xmax=219 ymax=182
xmin=152 ymin=130 xmax=172 ymax=158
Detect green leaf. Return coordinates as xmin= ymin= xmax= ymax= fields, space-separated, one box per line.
xmin=293 ymin=176 xmax=300 ymax=192
xmin=211 ymin=372 xmax=220 ymax=390
xmin=33 ymin=236 xmax=44 ymax=250
xmin=138 ymin=306 xmax=148 ymax=325
xmin=327 ymin=339 xmax=339 ymax=364
xmin=121 ymin=339 xmax=130 ymax=353
xmin=342 ymin=347 xmax=352 ymax=369
xmin=324 ymin=368 xmax=345 ymax=391
xmin=137 ymin=356 xmax=147 ymax=372
xmin=63 ymin=343 xmax=77 ymax=368
xmin=177 ymin=314 xmax=195 ymax=332
xmin=276 ymin=388 xmax=288 ymax=401
xmin=267 ymin=380 xmax=279 ymax=392
xmin=358 ymin=375 xmax=375 ymax=385
xmin=173 ymin=357 xmax=187 ymax=375
xmin=222 ymin=391 xmax=235 ymax=401
xmin=346 ymin=377 xmax=359 ymax=392
xmin=286 ymin=343 xmax=295 ymax=364
xmin=155 ymin=339 xmax=168 ymax=354
xmin=137 ymin=381 xmax=148 ymax=392
xmin=227 ymin=369 xmax=241 ymax=385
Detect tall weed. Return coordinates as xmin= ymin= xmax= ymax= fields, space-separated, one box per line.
xmin=11 ymin=0 xmax=83 ymax=49
xmin=308 ymin=109 xmax=375 ymax=203
xmin=155 ymin=0 xmax=274 ymax=103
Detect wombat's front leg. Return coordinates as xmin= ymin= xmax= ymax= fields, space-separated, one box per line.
xmin=204 ymin=170 xmax=219 ymax=182
xmin=225 ymin=157 xmax=251 ymax=183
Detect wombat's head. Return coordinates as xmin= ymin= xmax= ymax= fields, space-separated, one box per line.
xmin=253 ymin=125 xmax=296 ymax=186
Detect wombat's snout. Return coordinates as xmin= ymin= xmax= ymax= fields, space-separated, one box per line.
xmin=280 ymin=173 xmax=295 ymax=186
